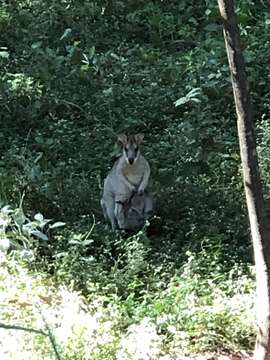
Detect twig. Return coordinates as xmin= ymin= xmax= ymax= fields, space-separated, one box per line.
xmin=0 ymin=321 xmax=62 ymax=360
xmin=42 ymin=316 xmax=62 ymax=360
xmin=0 ymin=322 xmax=47 ymax=336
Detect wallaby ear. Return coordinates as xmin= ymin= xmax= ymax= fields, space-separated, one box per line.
xmin=117 ymin=134 xmax=128 ymax=145
xmin=135 ymin=133 xmax=144 ymax=144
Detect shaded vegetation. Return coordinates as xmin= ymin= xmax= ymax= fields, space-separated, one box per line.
xmin=0 ymin=0 xmax=270 ymax=357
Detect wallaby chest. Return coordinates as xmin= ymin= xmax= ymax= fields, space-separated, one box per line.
xmin=120 ymin=158 xmax=145 ymax=186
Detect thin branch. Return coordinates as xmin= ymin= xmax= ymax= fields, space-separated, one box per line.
xmin=0 ymin=321 xmax=62 ymax=360
xmin=41 ymin=314 xmax=62 ymax=360
xmin=0 ymin=322 xmax=47 ymax=336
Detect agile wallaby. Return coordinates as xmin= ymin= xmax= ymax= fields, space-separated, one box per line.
xmin=101 ymin=134 xmax=151 ymax=230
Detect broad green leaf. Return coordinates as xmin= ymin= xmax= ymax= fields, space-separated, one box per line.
xmin=1 ymin=205 xmax=12 ymax=214
xmin=0 ymin=237 xmax=10 ymax=252
xmin=81 ymin=239 xmax=94 ymax=246
xmin=174 ymin=88 xmax=201 ymax=107
xmin=13 ymin=208 xmax=26 ymax=227
xmin=0 ymin=51 xmax=9 ymax=59
xmin=31 ymin=230 xmax=48 ymax=241
xmin=50 ymin=222 xmax=66 ymax=229
xmin=34 ymin=213 xmax=44 ymax=222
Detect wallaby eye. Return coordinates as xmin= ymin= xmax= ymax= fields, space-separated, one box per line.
xmin=124 ymin=146 xmax=129 ymax=152
xmin=134 ymin=146 xmax=138 ymax=153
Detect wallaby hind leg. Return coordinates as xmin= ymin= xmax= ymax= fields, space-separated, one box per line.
xmin=144 ymin=192 xmax=154 ymax=219
xmin=114 ymin=202 xmax=126 ymax=229
xmin=101 ymin=199 xmax=109 ymax=221
xmin=101 ymin=197 xmax=117 ymax=231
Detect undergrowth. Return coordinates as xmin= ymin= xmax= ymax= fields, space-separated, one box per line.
xmin=0 ymin=205 xmax=255 ymax=359
xmin=1 ymin=0 xmax=268 ymax=358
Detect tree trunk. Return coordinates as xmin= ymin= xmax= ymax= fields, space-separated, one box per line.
xmin=217 ymin=1 xmax=270 ymax=359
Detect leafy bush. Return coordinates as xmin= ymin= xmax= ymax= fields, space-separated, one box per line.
xmin=0 ymin=249 xmax=255 ymax=360
xmin=0 ymin=203 xmax=64 ymax=256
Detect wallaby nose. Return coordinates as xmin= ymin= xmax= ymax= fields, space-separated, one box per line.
xmin=128 ymin=158 xmax=134 ymax=164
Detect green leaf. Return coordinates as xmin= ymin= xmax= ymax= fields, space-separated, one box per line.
xmin=0 ymin=51 xmax=9 ymax=59
xmin=34 ymin=213 xmax=44 ymax=222
xmin=31 ymin=41 xmax=42 ymax=49
xmin=81 ymin=239 xmax=94 ymax=246
xmin=80 ymin=64 xmax=89 ymax=72
xmin=31 ymin=230 xmax=48 ymax=241
xmin=13 ymin=208 xmax=26 ymax=227
xmin=0 ymin=237 xmax=10 ymax=252
xmin=174 ymin=97 xmax=190 ymax=107
xmin=49 ymin=222 xmax=66 ymax=229
xmin=1 ymin=206 xmax=13 ymax=215
xmin=60 ymin=28 xmax=72 ymax=41
xmin=174 ymin=88 xmax=201 ymax=107
xmin=89 ymin=46 xmax=95 ymax=59
xmin=68 ymin=239 xmax=80 ymax=245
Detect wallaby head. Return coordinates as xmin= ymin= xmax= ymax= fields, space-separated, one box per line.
xmin=118 ymin=134 xmax=144 ymax=165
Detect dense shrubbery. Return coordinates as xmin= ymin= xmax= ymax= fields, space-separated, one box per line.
xmin=0 ymin=248 xmax=255 ymax=359
xmin=0 ymin=0 xmax=270 ymax=357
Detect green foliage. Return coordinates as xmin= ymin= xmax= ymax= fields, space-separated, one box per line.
xmin=0 ymin=247 xmax=255 ymax=359
xmin=0 ymin=203 xmax=64 ymax=256
xmin=0 ymin=0 xmax=269 ymax=356
xmin=148 ymin=252 xmax=255 ymax=353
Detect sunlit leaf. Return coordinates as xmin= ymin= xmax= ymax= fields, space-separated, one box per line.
xmin=81 ymin=239 xmax=94 ymax=246
xmin=49 ymin=222 xmax=66 ymax=229
xmin=31 ymin=230 xmax=48 ymax=241
xmin=0 ymin=51 xmax=9 ymax=59
xmin=0 ymin=237 xmax=10 ymax=252
xmin=60 ymin=28 xmax=72 ymax=40
xmin=34 ymin=213 xmax=44 ymax=222
xmin=13 ymin=208 xmax=26 ymax=227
